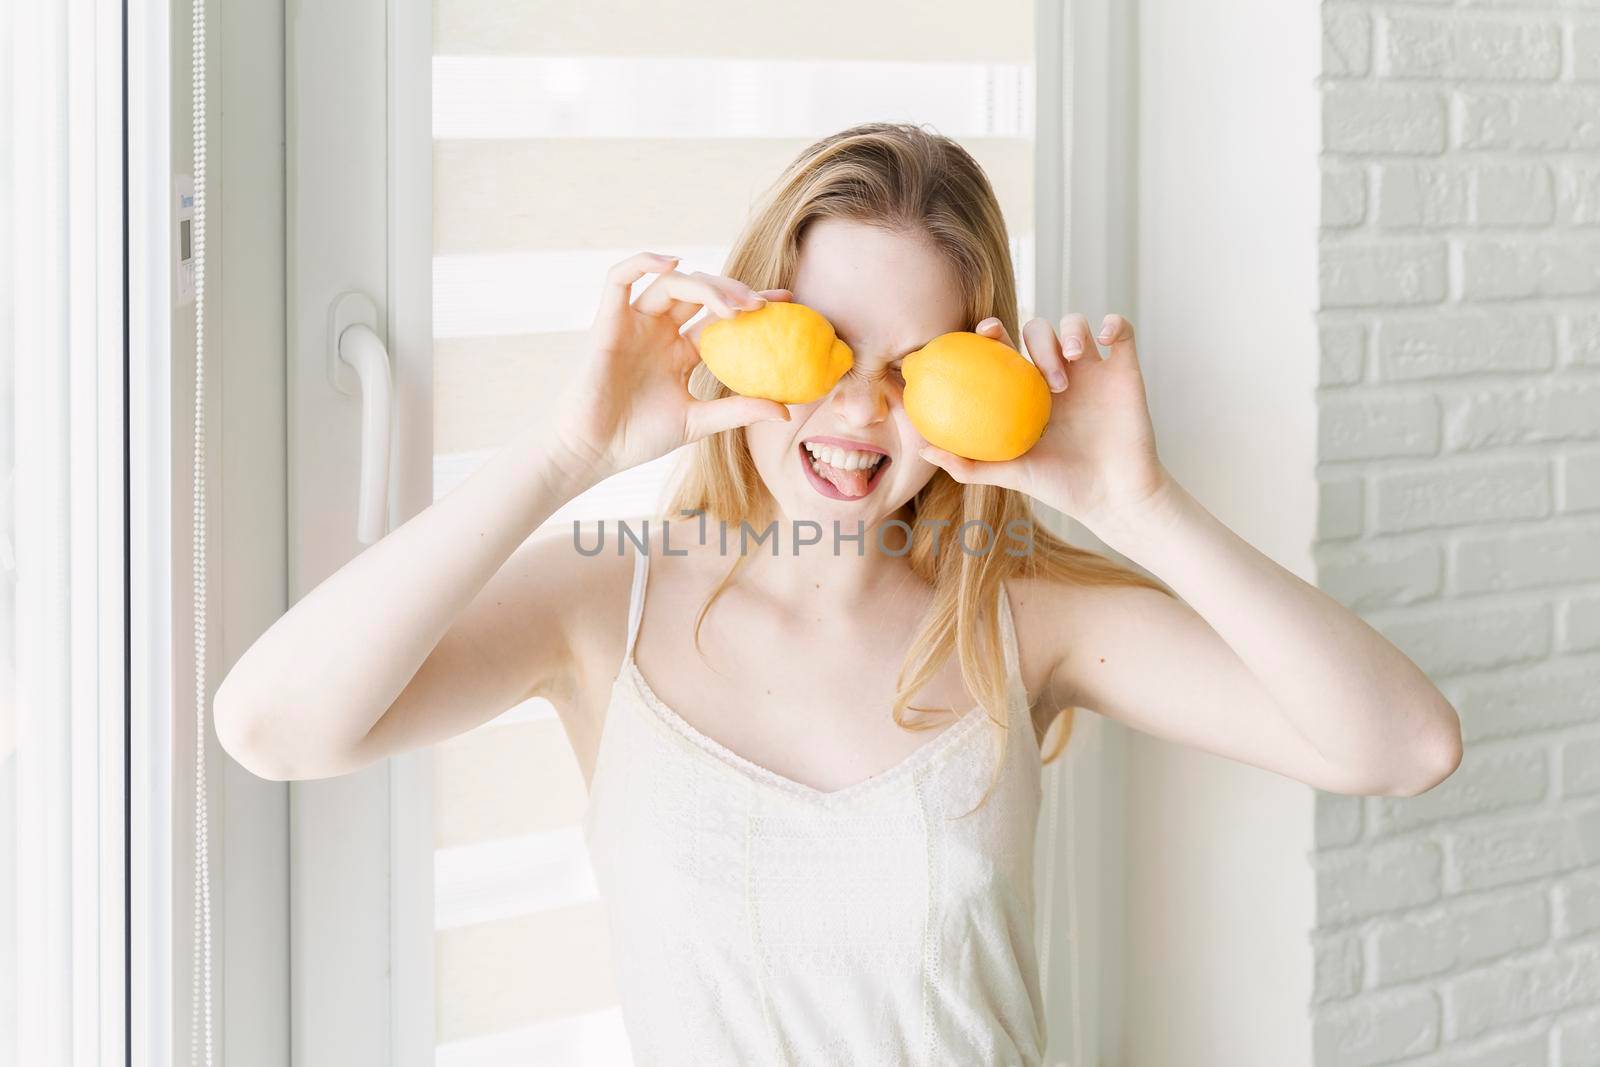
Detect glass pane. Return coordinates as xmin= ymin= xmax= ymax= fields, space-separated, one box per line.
xmin=1 ymin=0 xmax=21 ymax=1058
xmin=430 ymin=5 xmax=1037 ymax=1062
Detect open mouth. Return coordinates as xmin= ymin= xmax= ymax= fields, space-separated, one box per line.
xmin=798 ymin=438 xmax=892 ymax=501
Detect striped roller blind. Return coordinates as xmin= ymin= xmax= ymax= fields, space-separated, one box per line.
xmin=430 ymin=3 xmax=1039 ymax=1062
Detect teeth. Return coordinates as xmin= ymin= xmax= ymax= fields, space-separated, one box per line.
xmin=804 ymin=443 xmax=883 ymax=471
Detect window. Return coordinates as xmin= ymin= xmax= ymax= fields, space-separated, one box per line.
xmin=428 ymin=2 xmax=1040 ymax=1061
xmin=2 ymin=0 xmax=129 ymax=1061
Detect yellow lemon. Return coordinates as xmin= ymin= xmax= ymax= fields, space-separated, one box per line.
xmin=696 ymin=301 xmax=854 ymax=404
xmin=902 ymin=332 xmax=1052 ymax=462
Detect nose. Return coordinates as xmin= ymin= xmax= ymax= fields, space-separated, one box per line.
xmin=828 ymin=368 xmax=889 ymax=428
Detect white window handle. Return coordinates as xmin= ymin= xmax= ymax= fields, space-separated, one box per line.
xmin=330 ymin=292 xmax=393 ymax=545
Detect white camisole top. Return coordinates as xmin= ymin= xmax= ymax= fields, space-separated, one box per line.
xmin=582 ymin=547 xmax=1048 ymax=1065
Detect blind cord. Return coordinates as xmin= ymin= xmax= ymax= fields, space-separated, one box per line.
xmin=189 ymin=0 xmax=215 ymax=1059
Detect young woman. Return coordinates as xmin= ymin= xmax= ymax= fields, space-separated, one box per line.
xmin=216 ymin=123 xmax=1462 ymax=1064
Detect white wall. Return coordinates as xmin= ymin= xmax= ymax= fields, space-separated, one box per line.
xmin=1120 ymin=1 xmax=1321 ymax=1064
xmin=1310 ymin=4 xmax=1600 ymax=1063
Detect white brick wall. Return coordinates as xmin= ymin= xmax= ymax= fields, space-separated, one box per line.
xmin=1313 ymin=3 xmax=1600 ymax=1064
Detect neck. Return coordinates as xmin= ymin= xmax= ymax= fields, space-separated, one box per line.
xmin=673 ymin=505 xmax=927 ymax=606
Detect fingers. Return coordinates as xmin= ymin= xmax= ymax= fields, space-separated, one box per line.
xmin=636 ymin=269 xmax=764 ymax=321
xmin=968 ymin=309 xmax=1137 ymax=401
xmin=1021 ymin=317 xmax=1069 ymax=393
xmin=665 ymin=272 xmax=771 ymax=330
xmin=682 ymin=288 xmax=790 ymax=344
xmin=685 ymin=394 xmax=791 ymax=441
xmin=917 ymin=445 xmax=1027 ymax=493
xmin=1058 ymin=313 xmax=1096 ymax=363
xmin=1096 ymin=312 xmax=1137 ymax=358
xmin=599 ymin=252 xmax=679 ymax=320
xmin=978 ymin=314 xmax=1070 ymax=397
xmin=974 ymin=316 xmax=1015 ymax=349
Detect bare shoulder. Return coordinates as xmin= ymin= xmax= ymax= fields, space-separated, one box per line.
xmin=519 ymin=518 xmax=638 ymax=674
xmin=350 ymin=516 xmax=639 ymax=770
xmin=1005 ymin=570 xmax=1176 ymax=709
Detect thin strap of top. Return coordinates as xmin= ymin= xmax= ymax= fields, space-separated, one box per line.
xmin=626 ymin=545 xmax=1019 ymax=685
xmin=624 ymin=546 xmax=651 ymax=660
xmin=996 ymin=579 xmax=1021 ymax=684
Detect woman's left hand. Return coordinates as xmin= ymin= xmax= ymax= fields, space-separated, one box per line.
xmin=917 ymin=313 xmax=1171 ymax=533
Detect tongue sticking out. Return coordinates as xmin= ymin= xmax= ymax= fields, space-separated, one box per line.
xmin=816 ymin=459 xmax=874 ymax=497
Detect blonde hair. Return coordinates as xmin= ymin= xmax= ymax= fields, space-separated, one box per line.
xmin=664 ymin=122 xmax=1169 ymax=807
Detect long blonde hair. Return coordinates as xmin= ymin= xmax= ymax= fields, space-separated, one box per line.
xmin=665 ymin=122 xmax=1169 ymax=807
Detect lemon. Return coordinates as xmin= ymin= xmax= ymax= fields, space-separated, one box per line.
xmin=902 ymin=332 xmax=1052 ymax=462
xmin=696 ymin=301 xmax=854 ymax=404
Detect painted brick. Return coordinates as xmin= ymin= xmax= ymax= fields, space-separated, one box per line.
xmin=1451 ymin=524 xmax=1600 ymax=594
xmin=1402 ymin=1032 xmax=1547 ymax=1067
xmin=1557 ymin=164 xmax=1600 ymax=225
xmin=1369 ymin=887 xmax=1549 ymax=987
xmin=1373 ymin=459 xmax=1550 ymax=533
xmin=1446 ymin=382 xmax=1600 ymax=451
xmin=1322 ymin=395 xmax=1441 ymax=461
xmin=1565 ymin=311 xmax=1600 ymax=367
xmin=1325 ymin=8 xmax=1372 ymax=78
xmin=1376 ymin=313 xmax=1554 ymax=381
xmin=1557 ymin=868 xmax=1600 ymax=936
xmin=1321 ymin=477 xmax=1367 ymax=540
xmin=1322 ymin=242 xmax=1448 ymax=308
xmin=1457 ymin=90 xmax=1600 ymax=151
xmin=1575 ymin=22 xmax=1600 ymax=81
xmin=1560 ymin=450 xmax=1600 ymax=513
xmin=1453 ymin=658 xmax=1600 ymax=741
xmin=1315 ymin=8 xmax=1600 ymax=1060
xmin=1444 ymin=938 xmax=1600 ymax=1040
xmin=1322 ymin=320 xmax=1368 ymax=385
xmin=1324 ymin=167 xmax=1369 ymax=230
xmin=1313 ymin=990 xmax=1440 ymax=1067
xmin=1377 ymin=163 xmax=1470 ymax=229
xmin=1374 ymin=162 xmax=1555 ymax=229
xmin=1320 ymin=792 xmax=1366 ymax=849
xmin=1448 ymin=805 xmax=1600 ymax=892
xmin=1318 ymin=841 xmax=1442 ymax=925
xmin=1565 ymin=736 xmax=1600 ymax=798
xmin=1380 ymin=14 xmax=1561 ymax=80
xmin=1370 ymin=745 xmax=1547 ymax=837
xmin=1474 ymin=163 xmax=1555 ymax=226
xmin=1560 ymin=1010 xmax=1600 ymax=1067
xmin=1326 ymin=88 xmax=1448 ymax=155
xmin=1459 ymin=238 xmax=1600 ymax=301
xmin=1316 ymin=932 xmax=1365 ymax=1005
xmin=1318 ymin=541 xmax=1443 ymax=609
xmin=1565 ymin=595 xmax=1600 ymax=653
xmin=1375 ymin=602 xmax=1550 ymax=678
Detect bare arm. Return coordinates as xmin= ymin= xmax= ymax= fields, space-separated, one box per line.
xmin=214 ymin=253 xmax=789 ymax=780
xmin=926 ymin=311 xmax=1462 ymax=798
xmin=213 ymin=425 xmax=601 ymax=780
xmin=1042 ymin=482 xmax=1461 ymax=796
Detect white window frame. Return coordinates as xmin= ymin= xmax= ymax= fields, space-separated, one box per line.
xmin=127 ymin=0 xmax=173 ymax=1061
xmin=9 ymin=0 xmax=134 ymax=1062
xmin=283 ymin=0 xmax=434 ymax=1061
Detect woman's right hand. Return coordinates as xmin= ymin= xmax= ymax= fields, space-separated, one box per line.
xmin=552 ymin=251 xmax=792 ymax=481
